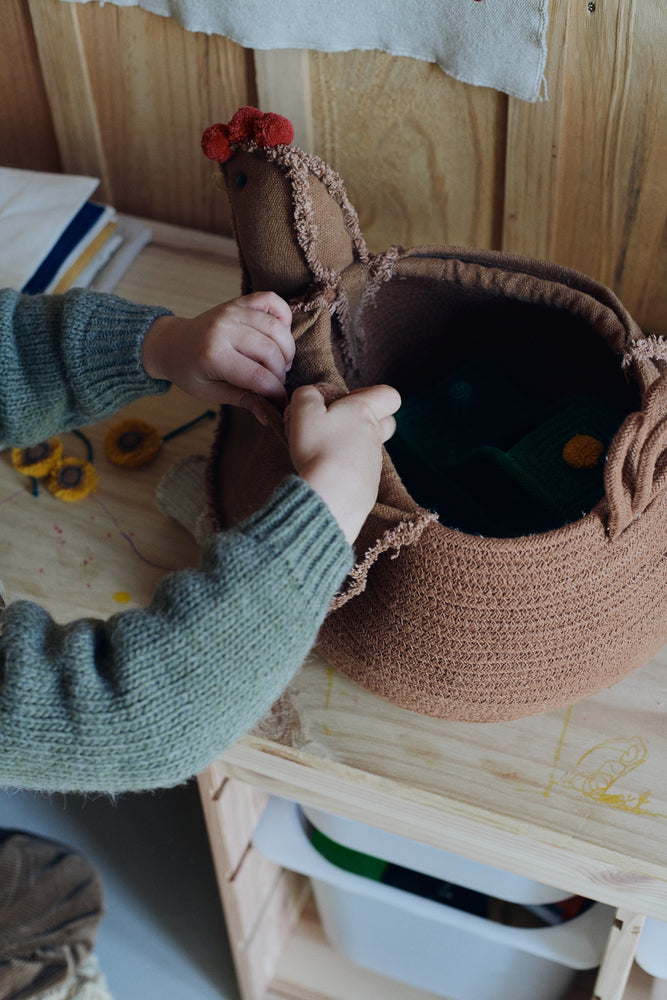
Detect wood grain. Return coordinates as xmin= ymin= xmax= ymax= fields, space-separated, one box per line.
xmin=28 ymin=0 xmax=112 ymax=200
xmin=220 ymin=644 xmax=667 ymax=924
xmin=503 ymin=0 xmax=570 ymax=263
xmin=592 ymin=910 xmax=646 ymax=1000
xmin=505 ymin=0 xmax=666 ymax=333
xmin=12 ymin=0 xmax=665 ymax=338
xmin=306 ymin=49 xmax=507 ymax=253
xmin=0 ymin=0 xmax=61 ymax=172
xmin=25 ymin=0 xmax=254 ymax=233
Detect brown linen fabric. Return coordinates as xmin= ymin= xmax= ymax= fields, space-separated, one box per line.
xmin=0 ymin=831 xmax=103 ymax=1000
xmin=205 ymin=118 xmax=667 ymax=722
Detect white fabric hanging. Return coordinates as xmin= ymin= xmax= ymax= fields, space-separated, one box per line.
xmin=63 ymin=0 xmax=549 ymax=102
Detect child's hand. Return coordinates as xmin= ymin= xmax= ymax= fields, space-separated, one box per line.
xmin=287 ymin=384 xmax=401 ymax=545
xmin=142 ymin=292 xmax=294 ymax=420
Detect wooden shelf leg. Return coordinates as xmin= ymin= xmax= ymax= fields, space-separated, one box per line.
xmin=198 ymin=767 xmax=309 ymax=1000
xmin=591 ymin=909 xmax=645 ymax=1000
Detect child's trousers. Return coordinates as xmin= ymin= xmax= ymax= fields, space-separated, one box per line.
xmin=0 ymin=829 xmax=103 ymax=1000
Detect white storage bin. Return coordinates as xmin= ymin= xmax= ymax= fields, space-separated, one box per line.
xmin=636 ymin=917 xmax=667 ymax=980
xmin=302 ymin=802 xmax=571 ymax=905
xmin=254 ymin=797 xmax=614 ymax=1000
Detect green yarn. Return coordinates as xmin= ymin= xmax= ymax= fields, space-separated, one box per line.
xmin=387 ymin=361 xmax=624 ymax=537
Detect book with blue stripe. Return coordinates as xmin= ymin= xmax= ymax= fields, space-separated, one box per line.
xmin=22 ymin=202 xmax=109 ymax=294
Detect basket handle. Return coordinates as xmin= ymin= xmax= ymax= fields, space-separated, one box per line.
xmin=605 ymin=371 xmax=667 ymax=538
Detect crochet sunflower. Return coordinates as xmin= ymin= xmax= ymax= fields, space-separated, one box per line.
xmin=11 ymin=438 xmax=63 ymax=478
xmin=105 ymin=419 xmax=162 ymax=468
xmin=47 ymin=456 xmax=98 ymax=501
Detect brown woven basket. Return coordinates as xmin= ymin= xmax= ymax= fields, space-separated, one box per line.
xmin=203 ymin=109 xmax=667 ymax=722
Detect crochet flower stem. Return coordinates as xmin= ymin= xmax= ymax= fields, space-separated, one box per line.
xmin=105 ymin=410 xmax=216 ymax=468
xmin=162 ymin=410 xmax=216 ymax=442
xmin=71 ymin=428 xmax=94 ymax=463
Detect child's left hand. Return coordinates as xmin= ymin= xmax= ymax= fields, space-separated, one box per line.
xmin=142 ymin=291 xmax=294 ymax=421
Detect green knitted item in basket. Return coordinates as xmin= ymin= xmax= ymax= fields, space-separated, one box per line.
xmin=387 ymin=362 xmax=624 ymax=537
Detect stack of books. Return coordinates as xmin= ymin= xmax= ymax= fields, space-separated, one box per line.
xmin=0 ymin=167 xmax=151 ymax=295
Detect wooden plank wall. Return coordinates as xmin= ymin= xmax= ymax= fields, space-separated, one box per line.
xmin=1 ymin=0 xmax=664 ymax=333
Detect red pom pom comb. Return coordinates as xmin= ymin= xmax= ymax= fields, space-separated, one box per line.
xmin=201 ymin=107 xmax=295 ymax=162
xmin=201 ymin=123 xmax=233 ymax=163
xmin=228 ymin=106 xmax=264 ymax=143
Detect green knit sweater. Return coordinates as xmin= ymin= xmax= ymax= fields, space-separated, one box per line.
xmin=0 ymin=288 xmax=353 ymax=794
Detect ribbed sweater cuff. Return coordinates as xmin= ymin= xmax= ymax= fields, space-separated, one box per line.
xmin=238 ymin=476 xmax=354 ymax=615
xmin=65 ymin=290 xmax=172 ymax=413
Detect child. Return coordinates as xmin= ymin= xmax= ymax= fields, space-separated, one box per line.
xmin=0 ymin=286 xmax=400 ymax=794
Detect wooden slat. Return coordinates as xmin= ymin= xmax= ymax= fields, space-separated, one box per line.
xmin=306 ymin=49 xmax=507 ymax=253
xmin=254 ymin=50 xmax=315 ymax=151
xmin=27 ymin=0 xmax=112 ymax=200
xmin=502 ymin=0 xmax=570 ymax=263
xmin=0 ymin=0 xmax=61 ymax=172
xmin=592 ymin=910 xmax=646 ymax=1000
xmin=233 ymin=843 xmax=284 ymax=943
xmin=213 ymin=778 xmax=270 ymax=878
xmin=73 ymin=0 xmax=249 ymax=232
xmin=26 ymin=0 xmax=252 ymax=233
xmin=199 ymin=763 xmax=308 ymax=1000
xmin=555 ymin=0 xmax=665 ymax=333
xmin=504 ymin=0 xmax=666 ymax=334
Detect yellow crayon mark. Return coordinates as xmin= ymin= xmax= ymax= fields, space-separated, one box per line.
xmin=322 ymin=725 xmax=347 ymax=737
xmin=543 ymin=705 xmax=572 ymax=798
xmin=564 ymin=736 xmax=661 ymax=815
xmin=324 ymin=666 xmax=335 ymax=710
xmin=113 ymin=591 xmax=131 ymax=604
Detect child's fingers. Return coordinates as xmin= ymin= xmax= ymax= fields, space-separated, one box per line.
xmin=236 ymin=293 xmax=295 ymax=368
xmin=288 ymin=384 xmax=329 ymax=416
xmin=233 ymin=330 xmax=292 ymax=385
xmin=377 ymin=413 xmax=398 ymax=443
xmin=241 ymin=290 xmax=293 ymax=328
xmin=347 ymin=384 xmax=402 ymax=419
xmin=218 ymin=351 xmax=288 ymax=405
xmin=339 ymin=385 xmax=401 ymax=439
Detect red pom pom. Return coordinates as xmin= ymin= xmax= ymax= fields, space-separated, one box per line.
xmin=228 ymin=106 xmax=263 ymax=143
xmin=254 ymin=112 xmax=295 ymax=148
xmin=201 ymin=123 xmax=232 ymax=162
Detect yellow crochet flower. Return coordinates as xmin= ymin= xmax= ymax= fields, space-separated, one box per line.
xmin=105 ymin=419 xmax=162 ymax=468
xmin=47 ymin=457 xmax=98 ymax=501
xmin=11 ymin=438 xmax=63 ymax=478
xmin=562 ymin=434 xmax=604 ymax=470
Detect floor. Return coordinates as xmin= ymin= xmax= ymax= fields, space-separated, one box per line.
xmin=0 ymin=781 xmax=240 ymax=1000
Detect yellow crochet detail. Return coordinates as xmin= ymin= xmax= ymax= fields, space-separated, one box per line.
xmin=562 ymin=434 xmax=604 ymax=470
xmin=47 ymin=457 xmax=98 ymax=501
xmin=105 ymin=419 xmax=162 ymax=468
xmin=11 ymin=438 xmax=63 ymax=478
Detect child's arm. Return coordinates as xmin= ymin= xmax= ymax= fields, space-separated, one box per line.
xmin=0 ymin=384 xmax=400 ymax=796
xmin=0 ymin=287 xmax=293 ymax=447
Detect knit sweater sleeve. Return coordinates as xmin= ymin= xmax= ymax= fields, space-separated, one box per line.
xmin=0 ymin=287 xmax=171 ymax=447
xmin=0 ymin=476 xmax=353 ymax=794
